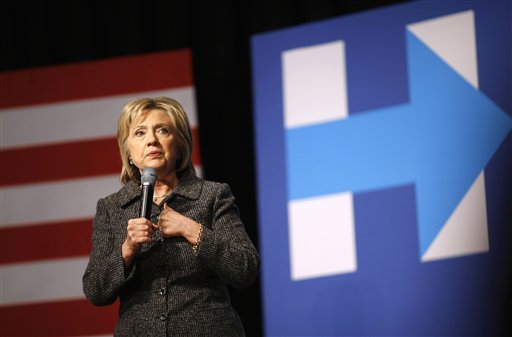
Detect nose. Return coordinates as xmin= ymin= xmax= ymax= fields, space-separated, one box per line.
xmin=146 ymin=130 xmax=159 ymax=146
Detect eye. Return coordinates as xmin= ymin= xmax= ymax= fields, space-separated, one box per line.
xmin=134 ymin=130 xmax=145 ymax=137
xmin=158 ymin=127 xmax=170 ymax=135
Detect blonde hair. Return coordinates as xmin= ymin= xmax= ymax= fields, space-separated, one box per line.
xmin=117 ymin=96 xmax=195 ymax=184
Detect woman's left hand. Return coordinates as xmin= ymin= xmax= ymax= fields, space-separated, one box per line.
xmin=158 ymin=204 xmax=201 ymax=244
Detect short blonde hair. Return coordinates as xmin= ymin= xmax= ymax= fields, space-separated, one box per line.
xmin=117 ymin=96 xmax=195 ymax=184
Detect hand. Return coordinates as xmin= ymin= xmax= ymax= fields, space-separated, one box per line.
xmin=124 ymin=217 xmax=158 ymax=251
xmin=158 ymin=204 xmax=201 ymax=244
xmin=158 ymin=204 xmax=187 ymax=237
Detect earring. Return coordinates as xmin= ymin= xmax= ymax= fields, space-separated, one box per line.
xmin=129 ymin=158 xmax=133 ymax=165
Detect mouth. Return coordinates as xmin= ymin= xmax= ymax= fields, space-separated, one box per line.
xmin=147 ymin=151 xmax=162 ymax=158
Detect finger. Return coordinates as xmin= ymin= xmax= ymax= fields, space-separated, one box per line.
xmin=127 ymin=228 xmax=150 ymax=240
xmin=127 ymin=218 xmax=152 ymax=231
xmin=131 ymin=236 xmax=152 ymax=245
xmin=128 ymin=220 xmax=155 ymax=230
xmin=133 ymin=228 xmax=153 ymax=239
xmin=136 ymin=217 xmax=153 ymax=226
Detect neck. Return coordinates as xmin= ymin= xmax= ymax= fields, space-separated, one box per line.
xmin=153 ymin=174 xmax=178 ymax=196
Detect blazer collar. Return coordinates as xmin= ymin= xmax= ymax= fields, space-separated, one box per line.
xmin=116 ymin=170 xmax=203 ymax=208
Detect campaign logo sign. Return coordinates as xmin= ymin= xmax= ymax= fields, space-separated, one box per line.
xmin=252 ymin=1 xmax=511 ymax=335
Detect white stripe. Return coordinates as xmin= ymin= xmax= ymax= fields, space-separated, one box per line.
xmin=407 ymin=10 xmax=478 ymax=88
xmin=1 ymin=87 xmax=197 ymax=149
xmin=1 ymin=175 xmax=121 ymax=228
xmin=282 ymin=40 xmax=348 ymax=129
xmin=194 ymin=165 xmax=203 ymax=179
xmin=288 ymin=192 xmax=357 ymax=281
xmin=0 ymin=257 xmax=88 ymax=306
xmin=422 ymin=172 xmax=489 ymax=261
xmin=1 ymin=167 xmax=203 ymax=228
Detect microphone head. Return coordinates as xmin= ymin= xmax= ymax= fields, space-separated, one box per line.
xmin=141 ymin=167 xmax=157 ymax=186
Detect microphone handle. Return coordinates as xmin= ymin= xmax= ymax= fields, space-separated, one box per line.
xmin=140 ymin=184 xmax=154 ymax=220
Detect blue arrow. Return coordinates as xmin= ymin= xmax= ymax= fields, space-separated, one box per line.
xmin=286 ymin=31 xmax=512 ymax=255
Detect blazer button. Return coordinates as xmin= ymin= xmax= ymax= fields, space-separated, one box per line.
xmin=158 ymin=288 xmax=166 ymax=296
xmin=159 ymin=314 xmax=167 ymax=321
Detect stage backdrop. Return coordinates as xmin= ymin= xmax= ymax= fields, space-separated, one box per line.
xmin=252 ymin=0 xmax=511 ymax=336
xmin=0 ymin=49 xmax=200 ymax=336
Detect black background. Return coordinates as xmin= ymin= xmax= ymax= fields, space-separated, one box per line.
xmin=2 ymin=1 xmax=411 ymax=335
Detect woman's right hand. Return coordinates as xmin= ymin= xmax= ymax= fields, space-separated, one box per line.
xmin=122 ymin=218 xmax=158 ymax=267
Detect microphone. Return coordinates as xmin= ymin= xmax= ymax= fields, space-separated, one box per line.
xmin=140 ymin=167 xmax=157 ymax=220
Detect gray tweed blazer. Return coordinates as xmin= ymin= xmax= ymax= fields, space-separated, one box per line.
xmin=82 ymin=171 xmax=260 ymax=336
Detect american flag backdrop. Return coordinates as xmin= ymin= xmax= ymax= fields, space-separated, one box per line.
xmin=0 ymin=49 xmax=201 ymax=336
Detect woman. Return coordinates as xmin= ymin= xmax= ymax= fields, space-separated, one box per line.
xmin=82 ymin=96 xmax=260 ymax=336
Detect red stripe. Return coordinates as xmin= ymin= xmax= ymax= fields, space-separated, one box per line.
xmin=0 ymin=137 xmax=121 ymax=187
xmin=191 ymin=128 xmax=201 ymax=166
xmin=0 ymin=219 xmax=92 ymax=265
xmin=0 ymin=49 xmax=193 ymax=109
xmin=1 ymin=131 xmax=201 ymax=187
xmin=0 ymin=299 xmax=118 ymax=336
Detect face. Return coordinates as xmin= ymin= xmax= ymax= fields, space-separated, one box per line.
xmin=127 ymin=109 xmax=178 ymax=179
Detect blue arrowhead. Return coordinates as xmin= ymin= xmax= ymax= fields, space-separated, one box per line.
xmin=286 ymin=30 xmax=512 ymax=256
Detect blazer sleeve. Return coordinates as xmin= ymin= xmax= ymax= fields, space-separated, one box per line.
xmin=197 ymin=183 xmax=260 ymax=289
xmin=82 ymin=198 xmax=136 ymax=306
